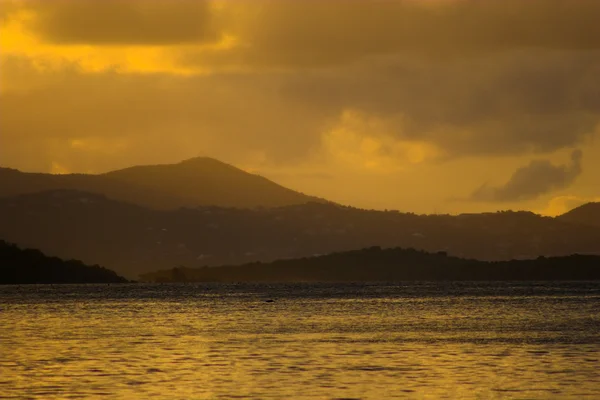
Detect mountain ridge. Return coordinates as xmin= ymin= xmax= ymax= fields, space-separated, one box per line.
xmin=0 ymin=157 xmax=325 ymax=209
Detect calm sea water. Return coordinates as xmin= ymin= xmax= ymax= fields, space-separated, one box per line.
xmin=1 ymin=282 xmax=600 ymax=399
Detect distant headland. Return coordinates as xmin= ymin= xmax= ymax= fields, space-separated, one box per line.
xmin=0 ymin=240 xmax=128 ymax=284
xmin=141 ymin=246 xmax=600 ymax=283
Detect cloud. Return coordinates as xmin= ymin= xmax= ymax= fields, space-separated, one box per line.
xmin=471 ymin=150 xmax=584 ymax=202
xmin=0 ymin=0 xmax=19 ymax=21
xmin=317 ymin=110 xmax=442 ymax=172
xmin=1 ymin=49 xmax=599 ymax=174
xmin=16 ymin=0 xmax=219 ymax=45
xmin=0 ymin=56 xmax=327 ymax=172
xmin=270 ymin=50 xmax=600 ymax=157
xmin=6 ymin=0 xmax=600 ymax=59
xmin=176 ymin=0 xmax=600 ymax=69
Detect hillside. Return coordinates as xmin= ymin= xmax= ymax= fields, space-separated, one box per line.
xmin=102 ymin=157 xmax=324 ymax=208
xmin=0 ymin=157 xmax=322 ymax=209
xmin=0 ymin=240 xmax=128 ymax=284
xmin=557 ymin=202 xmax=600 ymax=228
xmin=141 ymin=247 xmax=600 ymax=283
xmin=1 ymin=190 xmax=599 ymax=279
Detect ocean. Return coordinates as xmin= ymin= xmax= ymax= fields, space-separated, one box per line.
xmin=2 ymin=282 xmax=599 ymax=399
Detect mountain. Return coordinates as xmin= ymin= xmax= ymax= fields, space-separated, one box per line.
xmin=102 ymin=157 xmax=325 ymax=208
xmin=0 ymin=240 xmax=128 ymax=284
xmin=141 ymin=247 xmax=600 ymax=283
xmin=1 ymin=190 xmax=599 ymax=279
xmin=557 ymin=202 xmax=600 ymax=228
xmin=0 ymin=157 xmax=323 ymax=209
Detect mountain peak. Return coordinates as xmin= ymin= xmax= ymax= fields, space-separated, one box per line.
xmin=178 ymin=156 xmax=224 ymax=165
xmin=174 ymin=156 xmax=248 ymax=173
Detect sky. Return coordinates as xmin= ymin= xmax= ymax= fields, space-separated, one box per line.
xmin=1 ymin=0 xmax=599 ymax=215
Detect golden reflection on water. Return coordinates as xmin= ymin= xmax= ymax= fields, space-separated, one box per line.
xmin=1 ymin=283 xmax=600 ymax=399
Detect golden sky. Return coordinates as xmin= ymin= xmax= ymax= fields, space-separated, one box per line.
xmin=1 ymin=0 xmax=599 ymax=215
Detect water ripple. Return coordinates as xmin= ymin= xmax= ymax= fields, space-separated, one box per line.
xmin=1 ymin=282 xmax=599 ymax=399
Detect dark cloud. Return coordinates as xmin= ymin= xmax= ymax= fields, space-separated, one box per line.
xmin=268 ymin=50 xmax=600 ymax=157
xmin=21 ymin=0 xmax=218 ymax=45
xmin=471 ymin=150 xmax=584 ymax=202
xmin=190 ymin=0 xmax=600 ymax=68
xmin=8 ymin=0 xmax=600 ymax=55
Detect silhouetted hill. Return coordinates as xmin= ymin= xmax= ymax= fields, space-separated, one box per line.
xmin=0 ymin=157 xmax=323 ymax=209
xmin=1 ymin=190 xmax=599 ymax=279
xmin=0 ymin=240 xmax=128 ymax=284
xmin=558 ymin=202 xmax=600 ymax=228
xmin=104 ymin=157 xmax=325 ymax=208
xmin=140 ymin=247 xmax=600 ymax=283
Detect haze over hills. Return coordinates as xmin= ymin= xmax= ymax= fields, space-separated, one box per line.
xmin=557 ymin=202 xmax=600 ymax=228
xmin=1 ymin=190 xmax=599 ymax=279
xmin=0 ymin=157 xmax=323 ymax=209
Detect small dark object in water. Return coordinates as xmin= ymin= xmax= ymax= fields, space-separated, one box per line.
xmin=265 ymin=299 xmax=275 ymax=303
